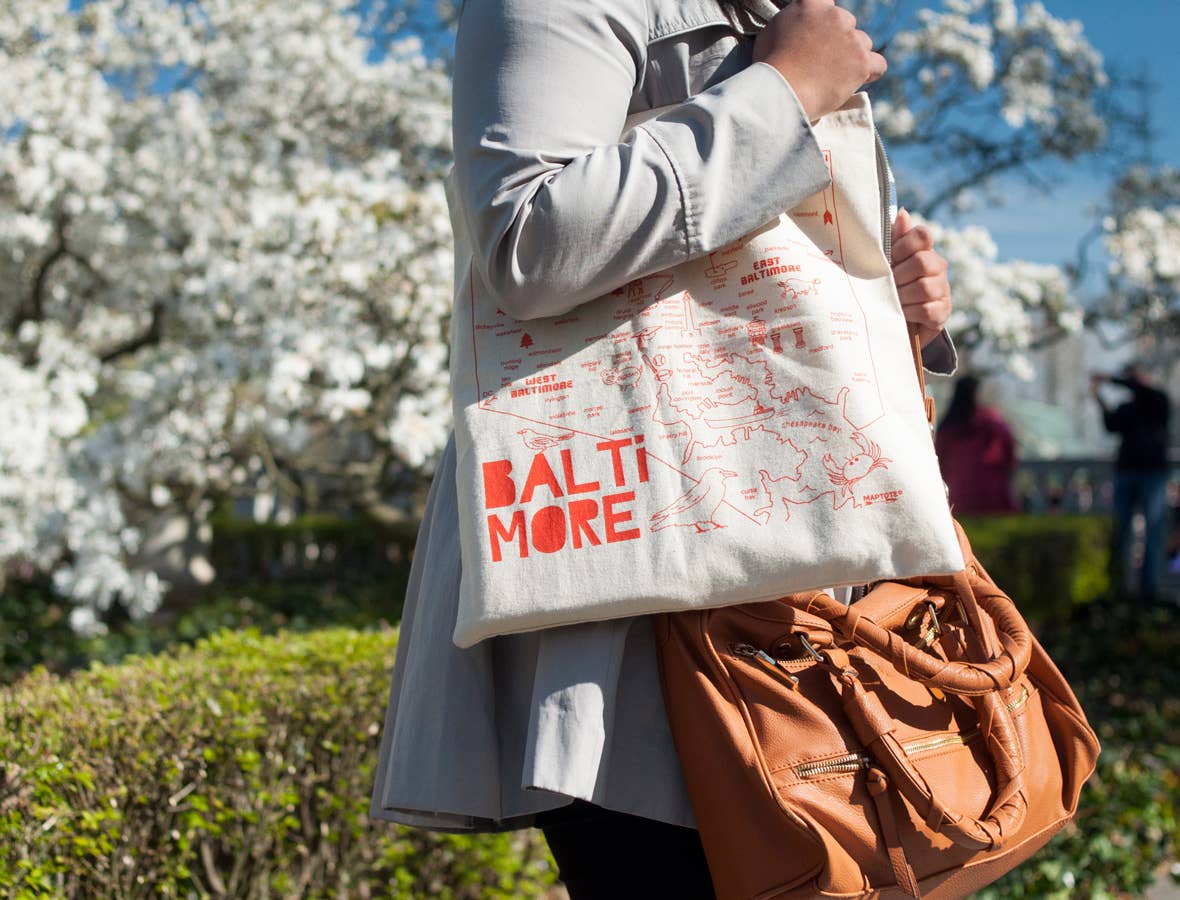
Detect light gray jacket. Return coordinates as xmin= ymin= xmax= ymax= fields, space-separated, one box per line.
xmin=370 ymin=0 xmax=955 ymax=835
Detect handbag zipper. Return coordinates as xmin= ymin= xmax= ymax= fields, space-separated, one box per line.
xmin=796 ymin=752 xmax=872 ymax=777
xmin=730 ymin=643 xmax=802 ymax=687
xmin=793 ymin=685 xmax=1030 ymax=779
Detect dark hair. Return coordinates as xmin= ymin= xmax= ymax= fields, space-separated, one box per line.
xmin=938 ymin=375 xmax=980 ymax=431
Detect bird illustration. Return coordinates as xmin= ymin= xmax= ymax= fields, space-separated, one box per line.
xmin=517 ymin=428 xmax=575 ymax=452
xmin=632 ymin=325 xmax=662 ymax=351
xmin=650 ymin=468 xmax=737 ymax=533
xmin=822 ymin=432 xmax=891 ymax=498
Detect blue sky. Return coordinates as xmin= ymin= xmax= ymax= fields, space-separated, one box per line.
xmin=955 ymin=1 xmax=1180 ymax=271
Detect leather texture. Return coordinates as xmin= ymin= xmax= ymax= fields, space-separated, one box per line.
xmin=653 ymin=521 xmax=1100 ymax=899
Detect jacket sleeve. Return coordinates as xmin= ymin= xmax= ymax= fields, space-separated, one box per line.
xmin=1102 ymin=401 xmax=1129 ymax=434
xmin=451 ymin=0 xmax=832 ymax=321
xmin=920 ymin=330 xmax=957 ymax=376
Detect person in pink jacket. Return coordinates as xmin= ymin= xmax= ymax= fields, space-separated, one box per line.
xmin=935 ymin=375 xmax=1018 ymax=515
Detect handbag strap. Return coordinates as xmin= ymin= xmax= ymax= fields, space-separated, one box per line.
xmin=791 ymin=574 xmax=1033 ymax=695
xmin=907 ymin=323 xmax=937 ymax=428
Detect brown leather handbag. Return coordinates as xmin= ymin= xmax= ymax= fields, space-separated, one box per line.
xmin=653 ymin=339 xmax=1101 ymax=900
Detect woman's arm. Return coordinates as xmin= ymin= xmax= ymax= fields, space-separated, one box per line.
xmin=452 ymin=0 xmax=832 ymax=320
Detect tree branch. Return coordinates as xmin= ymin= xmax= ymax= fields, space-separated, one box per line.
xmin=98 ymin=301 xmax=166 ymax=363
xmin=10 ymin=214 xmax=68 ymax=333
xmin=918 ymin=140 xmax=1035 ymax=217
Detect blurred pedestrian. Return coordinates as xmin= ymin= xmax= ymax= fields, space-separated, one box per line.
xmin=934 ymin=375 xmax=1018 ymax=515
xmin=1091 ymin=364 xmax=1172 ymax=606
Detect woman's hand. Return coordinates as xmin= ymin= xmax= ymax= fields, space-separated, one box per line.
xmin=753 ymin=0 xmax=887 ymax=123
xmin=891 ymin=208 xmax=951 ymax=349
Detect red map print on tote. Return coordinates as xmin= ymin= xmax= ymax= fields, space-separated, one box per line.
xmin=469 ymin=149 xmax=902 ymax=561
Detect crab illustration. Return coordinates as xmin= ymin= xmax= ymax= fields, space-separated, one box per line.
xmin=822 ymin=432 xmax=891 ymax=498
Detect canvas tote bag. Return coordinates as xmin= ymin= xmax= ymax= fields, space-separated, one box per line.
xmin=448 ymin=92 xmax=964 ymax=649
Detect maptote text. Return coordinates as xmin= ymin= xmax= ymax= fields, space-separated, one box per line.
xmin=481 ymin=438 xmax=649 ymax=561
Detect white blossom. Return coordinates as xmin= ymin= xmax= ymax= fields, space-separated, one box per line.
xmin=1106 ymin=208 xmax=1180 ymax=290
xmin=913 ymin=215 xmax=1079 ymax=378
xmin=1104 ymin=203 xmax=1180 ymax=330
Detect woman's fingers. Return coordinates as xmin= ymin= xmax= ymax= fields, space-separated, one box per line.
xmin=891 ymin=208 xmax=951 ymax=347
xmin=898 ymin=289 xmax=951 ymax=324
xmin=864 ymin=48 xmax=888 ymax=84
xmin=892 ymin=207 xmax=914 ymax=241
xmin=897 ymin=281 xmax=952 ymax=343
xmin=891 ymin=220 xmax=934 ymax=265
xmin=897 ymin=272 xmax=952 ymax=349
xmin=855 ymin=29 xmax=887 ymax=83
xmin=892 ymin=249 xmax=947 ymax=287
xmin=755 ymin=0 xmax=887 ymax=120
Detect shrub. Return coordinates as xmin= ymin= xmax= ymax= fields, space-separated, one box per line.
xmin=0 ymin=576 xmax=410 ymax=687
xmin=0 ymin=579 xmax=87 ymax=685
xmin=978 ymin=601 xmax=1180 ymax=898
xmin=1 ymin=509 xmax=415 ymax=685
xmin=959 ymin=515 xmax=1111 ymax=622
xmin=0 ymin=628 xmax=557 ymax=899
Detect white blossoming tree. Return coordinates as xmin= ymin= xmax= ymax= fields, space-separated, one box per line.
xmin=848 ymin=0 xmax=1117 ymax=373
xmin=911 ymin=216 xmax=1078 ymax=380
xmin=1098 ymin=166 xmax=1180 ymax=352
xmin=865 ymin=0 xmax=1109 ymax=215
xmin=1 ymin=0 xmax=453 ymax=626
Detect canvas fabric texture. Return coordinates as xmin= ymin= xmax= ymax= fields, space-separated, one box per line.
xmin=449 ymin=93 xmax=964 ymax=649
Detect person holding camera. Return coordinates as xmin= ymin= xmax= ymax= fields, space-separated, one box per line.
xmin=1091 ymin=364 xmax=1172 ymax=606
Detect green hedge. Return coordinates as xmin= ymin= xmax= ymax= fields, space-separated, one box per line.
xmin=0 ymin=628 xmax=557 ymax=899
xmin=1 ymin=513 xmax=1114 ymax=685
xmin=207 ymin=511 xmax=418 ymax=588
xmin=959 ymin=515 xmax=1111 ymax=623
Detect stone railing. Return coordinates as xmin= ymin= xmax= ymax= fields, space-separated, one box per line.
xmin=1012 ymin=454 xmax=1180 ymax=515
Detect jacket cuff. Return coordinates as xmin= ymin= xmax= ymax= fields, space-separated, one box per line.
xmin=638 ymin=61 xmax=832 ymax=258
xmin=921 ymin=330 xmax=958 ymax=376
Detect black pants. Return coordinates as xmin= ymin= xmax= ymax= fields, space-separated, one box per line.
xmin=535 ymin=799 xmax=717 ymax=899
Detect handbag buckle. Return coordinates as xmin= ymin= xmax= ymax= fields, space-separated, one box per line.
xmin=801 ymin=635 xmax=860 ymax=680
xmin=800 ymin=634 xmax=826 ymax=663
